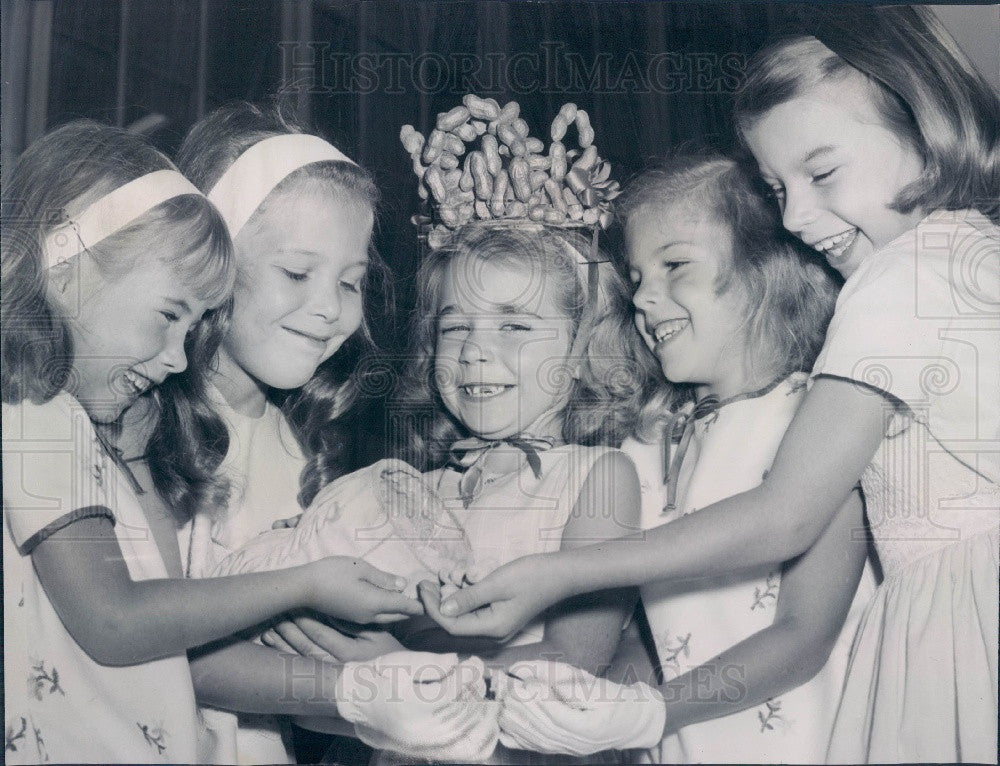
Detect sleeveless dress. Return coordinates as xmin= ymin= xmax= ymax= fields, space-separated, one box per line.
xmin=417 ymin=443 xmax=626 ymax=765
xmin=624 ymin=374 xmax=875 ymax=764
xmin=818 ymin=210 xmax=999 ymax=763
xmin=178 ymin=389 xmax=304 ymax=765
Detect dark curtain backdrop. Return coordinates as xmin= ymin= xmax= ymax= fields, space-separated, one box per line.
xmin=0 ymin=1 xmax=856 ymax=468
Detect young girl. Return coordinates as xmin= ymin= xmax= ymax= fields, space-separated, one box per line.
xmin=498 ymin=154 xmax=874 ymax=763
xmin=112 ymin=102 xmax=395 ymax=764
xmin=430 ymin=8 xmax=999 ymax=762
xmin=1 ymin=121 xmax=422 ymax=764
xmin=212 ymin=223 xmax=663 ymax=763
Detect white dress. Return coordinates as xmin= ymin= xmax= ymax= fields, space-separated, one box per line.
xmin=817 ymin=209 xmax=999 ymax=764
xmin=178 ymin=389 xmax=305 ymax=765
xmin=214 ymin=444 xmax=624 ymax=765
xmin=426 ymin=444 xmax=626 ymax=765
xmin=3 ymin=392 xmax=204 ymax=763
xmin=624 ymin=374 xmax=876 ymax=764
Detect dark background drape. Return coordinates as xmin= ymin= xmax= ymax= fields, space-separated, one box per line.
xmin=3 ymin=0 xmax=997 ymax=468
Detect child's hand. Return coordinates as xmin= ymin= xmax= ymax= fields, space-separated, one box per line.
xmin=436 ymin=564 xmax=492 ymax=602
xmin=336 ymin=650 xmax=499 ymax=762
xmin=263 ymin=615 xmax=405 ymax=663
xmin=271 ymin=513 xmax=303 ymax=529
xmin=303 ymin=557 xmax=423 ymax=624
xmin=495 ymin=660 xmax=666 ymax=755
xmin=419 ymin=553 xmax=564 ymax=639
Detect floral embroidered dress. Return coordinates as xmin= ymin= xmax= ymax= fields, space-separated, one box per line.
xmin=819 ymin=210 xmax=999 ymax=764
xmin=178 ymin=386 xmax=304 ymax=765
xmin=3 ymin=392 xmax=203 ymax=764
xmin=624 ymin=374 xmax=876 ymax=764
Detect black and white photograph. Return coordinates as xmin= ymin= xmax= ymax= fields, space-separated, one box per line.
xmin=2 ymin=2 xmax=998 ymax=764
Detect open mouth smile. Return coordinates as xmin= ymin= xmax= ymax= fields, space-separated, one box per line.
xmin=651 ymin=318 xmax=690 ymax=345
xmin=122 ymin=369 xmax=153 ymax=396
xmin=461 ymin=384 xmax=513 ymax=399
xmin=811 ymin=228 xmax=858 ymax=263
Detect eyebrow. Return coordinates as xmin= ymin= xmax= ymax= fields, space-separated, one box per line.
xmin=655 ymin=240 xmax=697 ymax=253
xmin=436 ymin=303 xmax=542 ymax=319
xmin=496 ymin=303 xmax=541 ymax=318
xmin=802 ymin=145 xmax=838 ymax=164
xmin=276 ymin=249 xmax=369 ymax=267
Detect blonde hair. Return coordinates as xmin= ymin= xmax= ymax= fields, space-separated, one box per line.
xmin=177 ymin=101 xmax=390 ymax=507
xmin=1 ymin=119 xmax=234 ymax=520
xmin=617 ymin=153 xmax=840 ymax=442
xmin=396 ymin=225 xmax=658 ymax=468
xmin=734 ymin=6 xmax=1000 ymax=222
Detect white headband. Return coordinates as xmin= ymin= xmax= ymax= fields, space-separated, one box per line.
xmin=206 ymin=134 xmax=356 ymax=237
xmin=43 ymin=169 xmax=202 ymax=269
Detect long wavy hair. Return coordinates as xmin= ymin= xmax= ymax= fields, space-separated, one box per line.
xmin=617 ymin=153 xmax=841 ymax=442
xmin=176 ymin=101 xmax=389 ymax=508
xmin=1 ymin=120 xmax=234 ymax=520
xmin=396 ymin=225 xmax=658 ymax=470
xmin=734 ymin=6 xmax=1000 ymax=223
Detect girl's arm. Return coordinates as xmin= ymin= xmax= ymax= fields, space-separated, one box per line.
xmin=656 ymin=489 xmax=868 ymax=733
xmin=484 ymin=451 xmax=639 ymax=674
xmin=188 ymin=640 xmax=344 ymax=718
xmin=433 ymin=378 xmax=886 ymax=636
xmin=279 ymin=452 xmax=641 ymax=676
xmin=30 ymin=515 xmax=423 ymax=666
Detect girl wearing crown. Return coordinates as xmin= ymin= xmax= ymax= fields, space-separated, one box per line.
xmin=210 ymin=100 xmax=661 ymax=763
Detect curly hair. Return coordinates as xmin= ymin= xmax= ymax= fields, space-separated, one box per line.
xmin=395 ymin=225 xmax=658 ymax=470
xmin=1 ymin=119 xmax=234 ymax=521
xmin=176 ymin=101 xmax=389 ymax=507
xmin=617 ymin=152 xmax=841 ymax=442
xmin=733 ymin=6 xmax=1000 ymax=223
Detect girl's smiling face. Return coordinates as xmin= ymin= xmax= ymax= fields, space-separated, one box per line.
xmin=434 ymin=255 xmax=575 ymax=441
xmin=58 ymin=244 xmax=213 ymax=423
xmin=216 ymin=187 xmax=372 ymax=411
xmin=742 ymin=74 xmax=925 ymax=278
xmin=627 ymin=204 xmax=754 ymax=400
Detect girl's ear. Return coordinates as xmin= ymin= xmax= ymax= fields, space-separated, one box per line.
xmin=45 ymin=257 xmax=78 ymax=301
xmin=46 ymin=250 xmax=100 ymax=314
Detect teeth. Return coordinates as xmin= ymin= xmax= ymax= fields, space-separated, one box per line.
xmin=123 ymin=369 xmax=150 ymax=395
xmin=652 ymin=318 xmax=689 ymax=344
xmin=463 ymin=384 xmax=506 ymax=398
xmin=814 ymin=229 xmax=857 ymax=259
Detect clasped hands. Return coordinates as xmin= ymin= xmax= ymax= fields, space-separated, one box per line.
xmin=334 ymin=652 xmax=666 ymax=762
xmin=263 ymin=568 xmax=666 ymax=761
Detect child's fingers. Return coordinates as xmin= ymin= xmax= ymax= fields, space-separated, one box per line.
xmin=271 ymin=620 xmax=330 ymax=659
xmin=438 ymin=567 xmax=459 ymax=586
xmin=271 ymin=513 xmax=303 ymax=529
xmin=291 ymin=617 xmax=364 ymax=660
xmin=418 ymin=580 xmax=509 ymax=639
xmin=261 ymin=628 xmax=300 ymax=655
xmin=356 ymin=560 xmax=408 ymax=592
xmin=357 ymin=561 xmax=408 ymax=592
xmin=370 ymin=611 xmax=420 ymax=624
xmin=464 ymin=564 xmax=490 ymax=584
xmin=439 ymin=579 xmax=499 ymax=617
xmin=418 ymin=579 xmax=446 ymax=618
xmin=368 ymin=588 xmax=424 ymax=619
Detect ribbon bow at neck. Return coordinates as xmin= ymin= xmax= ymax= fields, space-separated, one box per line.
xmin=661 ymin=395 xmax=721 ymax=513
xmin=449 ymin=436 xmax=557 ymax=508
xmin=662 ymin=376 xmax=789 ymax=513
